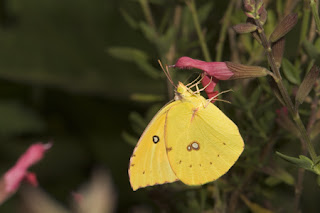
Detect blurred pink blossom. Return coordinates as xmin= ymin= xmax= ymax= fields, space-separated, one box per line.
xmin=3 ymin=143 xmax=51 ymax=194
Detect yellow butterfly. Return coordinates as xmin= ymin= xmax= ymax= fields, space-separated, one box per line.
xmin=129 ymin=80 xmax=244 ymax=191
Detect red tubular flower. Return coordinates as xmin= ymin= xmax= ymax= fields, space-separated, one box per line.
xmin=172 ymin=56 xmax=269 ymax=102
xmin=201 ymin=74 xmax=219 ymax=102
xmin=173 ymin=56 xmax=234 ymax=80
xmin=0 ymin=143 xmax=51 ymax=204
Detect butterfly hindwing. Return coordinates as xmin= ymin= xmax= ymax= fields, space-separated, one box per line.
xmin=129 ymin=102 xmax=179 ymax=191
xmin=165 ymin=95 xmax=244 ymax=185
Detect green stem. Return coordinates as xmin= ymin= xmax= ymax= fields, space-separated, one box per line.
xmin=310 ymin=0 xmax=320 ymax=33
xmin=216 ymin=0 xmax=236 ymax=61
xmin=300 ymin=0 xmax=311 ymax=44
xmin=139 ymin=0 xmax=156 ymax=29
xmin=186 ymin=0 xmax=212 ymax=61
xmin=254 ymin=19 xmax=318 ymax=162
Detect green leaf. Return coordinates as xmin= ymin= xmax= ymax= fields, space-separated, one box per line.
xmin=240 ymin=195 xmax=274 ymax=213
xmin=303 ymin=40 xmax=320 ymax=63
xmin=122 ymin=131 xmax=138 ymax=146
xmin=107 ymin=47 xmax=160 ymax=78
xmin=310 ymin=120 xmax=320 ymax=139
xmin=197 ymin=2 xmax=214 ymax=24
xmin=276 ymin=152 xmax=313 ymax=172
xmin=130 ymin=93 xmax=164 ymax=102
xmin=107 ymin=47 xmax=148 ymax=62
xmin=129 ymin=111 xmax=147 ymax=134
xmin=120 ymin=9 xmax=139 ymax=30
xmin=139 ymin=22 xmax=157 ymax=43
xmin=0 ymin=101 xmax=45 ymax=136
xmin=282 ymin=58 xmax=301 ymax=84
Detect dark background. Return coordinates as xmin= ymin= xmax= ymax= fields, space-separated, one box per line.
xmin=0 ymin=0 xmax=162 ymax=212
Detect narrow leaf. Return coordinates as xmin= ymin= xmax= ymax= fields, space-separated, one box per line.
xmin=263 ymin=166 xmax=294 ymax=185
xmin=303 ymin=40 xmax=320 ymax=63
xmin=282 ymin=58 xmax=301 ymax=84
xmin=122 ymin=131 xmax=138 ymax=146
xmin=276 ymin=152 xmax=313 ymax=171
xmin=120 ymin=9 xmax=139 ymax=29
xmin=295 ymin=65 xmax=320 ymax=107
xmin=310 ymin=120 xmax=320 ymax=139
xmin=269 ymin=13 xmax=298 ymax=42
xmin=130 ymin=94 xmax=164 ymax=102
xmin=107 ymin=47 xmax=148 ymax=62
xmin=107 ymin=47 xmax=160 ymax=78
xmin=129 ymin=111 xmax=147 ymax=130
xmin=240 ymin=195 xmax=274 ymax=213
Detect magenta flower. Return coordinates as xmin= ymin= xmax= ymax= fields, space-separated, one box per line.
xmin=171 ymin=56 xmax=269 ymax=102
xmin=0 ymin=143 xmax=51 ymax=204
xmin=201 ymin=74 xmax=219 ymax=102
xmin=172 ymin=56 xmax=234 ymax=80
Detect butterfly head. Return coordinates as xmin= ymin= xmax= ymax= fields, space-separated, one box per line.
xmin=175 ymin=82 xmax=194 ymax=100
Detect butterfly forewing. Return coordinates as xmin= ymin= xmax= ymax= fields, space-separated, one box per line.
xmin=129 ymin=102 xmax=179 ymax=191
xmin=165 ymin=95 xmax=244 ymax=185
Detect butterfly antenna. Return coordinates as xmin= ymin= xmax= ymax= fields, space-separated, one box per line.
xmin=185 ymin=74 xmax=202 ymax=87
xmin=188 ymin=74 xmax=205 ymax=90
xmin=158 ymin=60 xmax=176 ymax=88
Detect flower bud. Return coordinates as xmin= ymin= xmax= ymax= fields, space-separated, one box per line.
xmin=243 ymin=0 xmax=255 ymax=13
xmin=270 ymin=13 xmax=298 ymax=42
xmin=259 ymin=6 xmax=267 ymax=25
xmin=272 ymin=37 xmax=286 ymax=69
xmin=295 ymin=65 xmax=320 ymax=108
xmin=233 ymin=23 xmax=258 ymax=34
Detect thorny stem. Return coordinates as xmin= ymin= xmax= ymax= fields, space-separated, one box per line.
xmin=186 ymin=0 xmax=212 ymax=62
xmin=254 ymin=19 xmax=318 ymax=162
xmin=310 ymin=0 xmax=320 ymax=34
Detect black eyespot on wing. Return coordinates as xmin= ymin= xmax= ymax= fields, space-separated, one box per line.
xmin=152 ymin=135 xmax=160 ymax=144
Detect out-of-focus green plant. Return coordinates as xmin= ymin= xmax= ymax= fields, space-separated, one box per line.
xmin=114 ymin=0 xmax=320 ymax=212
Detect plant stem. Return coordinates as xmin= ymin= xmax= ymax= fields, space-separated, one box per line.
xmin=139 ymin=0 xmax=156 ymax=29
xmin=300 ymin=0 xmax=311 ymax=45
xmin=254 ymin=19 xmax=318 ymax=162
xmin=310 ymin=0 xmax=320 ymax=33
xmin=216 ymin=0 xmax=236 ymax=61
xmin=186 ymin=0 xmax=212 ymax=62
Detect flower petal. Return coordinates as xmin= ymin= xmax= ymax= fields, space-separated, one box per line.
xmin=4 ymin=143 xmax=51 ymax=193
xmin=173 ymin=57 xmax=234 ymax=80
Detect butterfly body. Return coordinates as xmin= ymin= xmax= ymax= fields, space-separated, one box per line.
xmin=129 ymin=82 xmax=244 ymax=191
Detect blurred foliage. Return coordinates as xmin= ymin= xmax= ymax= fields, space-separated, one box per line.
xmin=0 ymin=0 xmax=319 ymax=213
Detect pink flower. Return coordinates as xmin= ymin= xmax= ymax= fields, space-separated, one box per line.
xmin=0 ymin=143 xmax=51 ymax=204
xmin=172 ymin=56 xmax=234 ymax=80
xmin=201 ymin=74 xmax=219 ymax=102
